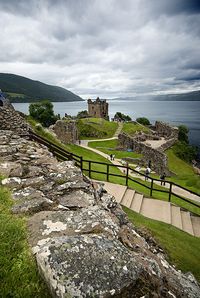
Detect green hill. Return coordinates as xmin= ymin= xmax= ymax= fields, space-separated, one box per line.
xmin=0 ymin=73 xmax=83 ymax=102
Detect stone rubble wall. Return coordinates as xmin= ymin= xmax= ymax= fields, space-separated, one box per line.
xmin=0 ymin=129 xmax=200 ymax=297
xmin=0 ymin=102 xmax=30 ymax=134
xmin=118 ymin=133 xmax=168 ymax=174
xmin=51 ymin=120 xmax=78 ymax=144
xmin=159 ymin=137 xmax=178 ymax=152
xmin=154 ymin=121 xmax=179 ymax=139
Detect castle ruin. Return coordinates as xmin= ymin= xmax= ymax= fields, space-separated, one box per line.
xmin=87 ymin=97 xmax=109 ymax=120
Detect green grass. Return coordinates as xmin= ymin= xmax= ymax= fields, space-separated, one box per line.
xmin=0 ymin=185 xmax=50 ymax=297
xmin=77 ymin=117 xmax=118 ymax=139
xmin=124 ymin=207 xmax=200 ymax=282
xmin=88 ymin=139 xmax=142 ymax=159
xmin=122 ymin=122 xmax=150 ymax=136
xmin=167 ymin=147 xmax=200 ymax=194
xmin=6 ymin=92 xmax=26 ymax=98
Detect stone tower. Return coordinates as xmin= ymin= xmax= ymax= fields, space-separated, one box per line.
xmin=87 ymin=97 xmax=109 ymax=120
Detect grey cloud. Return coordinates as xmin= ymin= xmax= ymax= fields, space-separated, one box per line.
xmin=0 ymin=0 xmax=200 ymax=98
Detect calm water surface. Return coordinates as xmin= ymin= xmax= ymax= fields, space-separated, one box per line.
xmin=13 ymin=100 xmax=200 ymax=150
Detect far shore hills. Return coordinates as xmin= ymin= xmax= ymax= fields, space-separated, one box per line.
xmin=0 ymin=72 xmax=200 ymax=103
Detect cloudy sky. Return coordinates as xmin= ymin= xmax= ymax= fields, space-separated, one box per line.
xmin=0 ymin=0 xmax=200 ymax=98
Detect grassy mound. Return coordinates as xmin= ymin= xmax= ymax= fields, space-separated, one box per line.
xmin=167 ymin=147 xmax=200 ymax=194
xmin=124 ymin=207 xmax=200 ymax=282
xmin=77 ymin=118 xmax=118 ymax=139
xmin=122 ymin=122 xmax=150 ymax=136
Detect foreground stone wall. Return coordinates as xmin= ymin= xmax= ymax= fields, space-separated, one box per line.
xmin=0 ymin=101 xmax=30 ymax=134
xmin=51 ymin=120 xmax=78 ymax=144
xmin=119 ymin=133 xmax=168 ymax=174
xmin=0 ymin=129 xmax=200 ymax=297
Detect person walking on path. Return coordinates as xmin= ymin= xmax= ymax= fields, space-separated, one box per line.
xmin=160 ymin=172 xmax=166 ymax=186
xmin=110 ymin=154 xmax=113 ymax=161
xmin=145 ymin=167 xmax=151 ymax=181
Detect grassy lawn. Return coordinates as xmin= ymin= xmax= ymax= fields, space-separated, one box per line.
xmin=77 ymin=117 xmax=118 ymax=139
xmin=0 ymin=185 xmax=50 ymax=297
xmin=167 ymin=147 xmax=200 ymax=194
xmin=124 ymin=207 xmax=200 ymax=282
xmin=88 ymin=139 xmax=142 ymax=159
xmin=6 ymin=92 xmax=26 ymax=98
xmin=122 ymin=122 xmax=150 ymax=136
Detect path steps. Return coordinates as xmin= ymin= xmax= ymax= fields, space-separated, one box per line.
xmin=101 ymin=181 xmax=200 ymax=237
xmin=113 ymin=122 xmax=123 ymax=138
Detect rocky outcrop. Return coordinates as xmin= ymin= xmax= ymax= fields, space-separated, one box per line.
xmin=0 ymin=98 xmax=30 ymax=134
xmin=0 ymin=129 xmax=200 ymax=297
xmin=51 ymin=120 xmax=78 ymax=144
xmin=154 ymin=121 xmax=178 ymax=139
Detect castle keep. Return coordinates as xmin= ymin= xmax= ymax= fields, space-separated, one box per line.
xmin=87 ymin=97 xmax=109 ymax=120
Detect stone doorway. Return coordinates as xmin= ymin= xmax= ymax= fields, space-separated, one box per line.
xmin=0 ymin=100 xmax=3 ymax=107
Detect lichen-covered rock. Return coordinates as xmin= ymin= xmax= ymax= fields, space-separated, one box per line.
xmin=35 ymin=235 xmax=143 ymax=297
xmin=28 ymin=207 xmax=121 ymax=247
xmin=12 ymin=197 xmax=54 ymax=214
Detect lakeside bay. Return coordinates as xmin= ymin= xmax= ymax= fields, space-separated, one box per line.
xmin=13 ymin=100 xmax=200 ymax=151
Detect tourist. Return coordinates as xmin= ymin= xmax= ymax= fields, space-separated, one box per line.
xmin=160 ymin=172 xmax=166 ymax=186
xmin=110 ymin=154 xmax=113 ymax=161
xmin=112 ymin=154 xmax=115 ymax=160
xmin=145 ymin=166 xmax=151 ymax=181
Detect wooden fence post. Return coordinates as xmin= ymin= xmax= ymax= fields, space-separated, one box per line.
xmin=80 ymin=156 xmax=83 ymax=171
xmin=89 ymin=161 xmax=91 ymax=178
xmin=125 ymin=166 xmax=129 ymax=186
xmin=150 ymin=179 xmax=153 ymax=196
xmin=168 ymin=182 xmax=172 ymax=202
xmin=107 ymin=164 xmax=109 ymax=181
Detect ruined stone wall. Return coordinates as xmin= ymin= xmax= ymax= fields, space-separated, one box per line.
xmin=51 ymin=120 xmax=78 ymax=144
xmin=155 ymin=121 xmax=178 ymax=139
xmin=0 ymin=102 xmax=30 ymax=134
xmin=159 ymin=137 xmax=178 ymax=151
xmin=0 ymin=129 xmax=200 ymax=297
xmin=118 ymin=133 xmax=168 ymax=174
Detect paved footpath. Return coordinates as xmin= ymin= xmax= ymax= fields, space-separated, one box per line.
xmin=79 ymin=123 xmax=200 ymax=203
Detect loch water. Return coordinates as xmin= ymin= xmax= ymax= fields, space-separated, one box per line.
xmin=13 ymin=100 xmax=200 ymax=151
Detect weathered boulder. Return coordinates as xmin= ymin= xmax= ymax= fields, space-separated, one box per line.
xmin=35 ymin=235 xmax=143 ymax=297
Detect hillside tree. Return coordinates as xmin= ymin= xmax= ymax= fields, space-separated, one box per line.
xmin=29 ymin=100 xmax=59 ymax=127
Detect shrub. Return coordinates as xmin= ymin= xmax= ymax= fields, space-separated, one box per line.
xmin=77 ymin=110 xmax=89 ymax=119
xmin=173 ymin=141 xmax=198 ymax=163
xmin=136 ymin=117 xmax=150 ymax=126
xmin=29 ymin=100 xmax=59 ymax=127
xmin=114 ymin=112 xmax=132 ymax=122
xmin=178 ymin=125 xmax=189 ymax=144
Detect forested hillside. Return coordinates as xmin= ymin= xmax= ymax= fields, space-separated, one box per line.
xmin=0 ymin=73 xmax=83 ymax=102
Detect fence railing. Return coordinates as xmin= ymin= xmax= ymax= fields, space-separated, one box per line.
xmin=29 ymin=131 xmax=200 ymax=211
